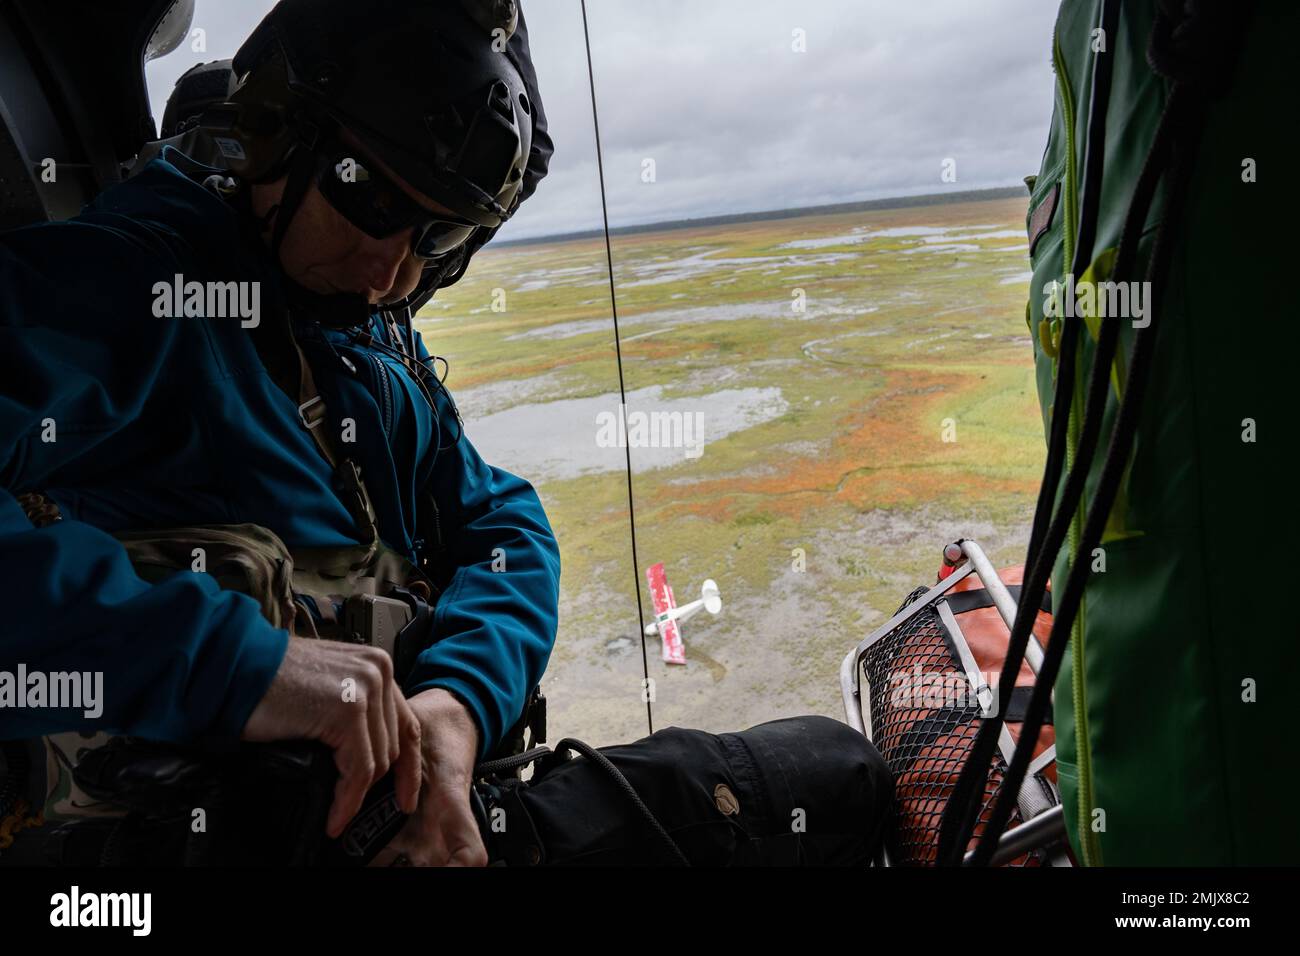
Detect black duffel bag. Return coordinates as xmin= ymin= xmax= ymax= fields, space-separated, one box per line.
xmin=473 ymin=715 xmax=894 ymax=866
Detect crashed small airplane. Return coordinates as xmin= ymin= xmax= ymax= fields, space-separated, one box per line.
xmin=644 ymin=563 xmax=721 ymax=665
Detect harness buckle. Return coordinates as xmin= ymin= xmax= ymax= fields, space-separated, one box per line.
xmin=298 ymin=395 xmax=325 ymax=429
xmin=336 ymin=459 xmax=380 ymax=546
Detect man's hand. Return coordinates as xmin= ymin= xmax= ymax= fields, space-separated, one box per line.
xmin=370 ymin=687 xmax=489 ymax=867
xmin=241 ymin=637 xmax=423 ymax=838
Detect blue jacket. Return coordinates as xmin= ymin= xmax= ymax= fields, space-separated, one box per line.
xmin=0 ymin=147 xmax=561 ymax=761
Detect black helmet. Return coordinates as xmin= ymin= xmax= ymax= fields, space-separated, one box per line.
xmin=201 ymin=0 xmax=551 ymax=326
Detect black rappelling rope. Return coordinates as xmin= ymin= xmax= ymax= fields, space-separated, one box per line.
xmin=971 ymin=85 xmax=1189 ymax=866
xmin=974 ymin=178 xmax=1192 ymax=868
xmin=579 ymin=0 xmax=655 ymax=737
xmin=936 ymin=0 xmax=1125 ymax=866
xmin=474 ymin=738 xmax=691 ymax=865
xmin=555 ymin=738 xmax=690 ymax=865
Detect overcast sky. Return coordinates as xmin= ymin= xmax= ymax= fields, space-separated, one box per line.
xmin=146 ymin=0 xmax=1059 ymax=242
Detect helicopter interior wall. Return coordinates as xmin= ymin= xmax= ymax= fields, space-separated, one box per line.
xmin=0 ymin=0 xmax=179 ymax=228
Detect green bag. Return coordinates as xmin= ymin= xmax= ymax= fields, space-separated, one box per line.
xmin=1023 ymin=0 xmax=1295 ymax=864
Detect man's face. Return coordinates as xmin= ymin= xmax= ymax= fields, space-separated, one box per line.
xmin=252 ymin=128 xmax=458 ymax=307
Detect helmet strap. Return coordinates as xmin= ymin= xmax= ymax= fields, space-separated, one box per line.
xmin=270 ymin=145 xmax=316 ymax=259
xmin=252 ymin=141 xmax=371 ymax=330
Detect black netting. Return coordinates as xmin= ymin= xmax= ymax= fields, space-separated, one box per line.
xmin=862 ymin=585 xmax=1042 ymax=866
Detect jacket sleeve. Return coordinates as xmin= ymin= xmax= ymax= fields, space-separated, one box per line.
xmin=402 ymin=343 xmax=562 ymax=762
xmin=0 ymin=216 xmax=289 ymax=742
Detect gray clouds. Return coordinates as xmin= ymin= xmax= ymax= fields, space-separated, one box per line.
xmin=145 ymin=0 xmax=1059 ymax=242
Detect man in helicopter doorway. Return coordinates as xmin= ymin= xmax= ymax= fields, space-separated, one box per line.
xmin=0 ymin=0 xmax=893 ymax=867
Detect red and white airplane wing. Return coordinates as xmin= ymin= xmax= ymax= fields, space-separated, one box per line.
xmin=646 ymin=562 xmax=686 ymax=665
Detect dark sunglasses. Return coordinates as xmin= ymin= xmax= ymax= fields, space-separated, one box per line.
xmin=314 ymin=142 xmax=478 ymax=259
